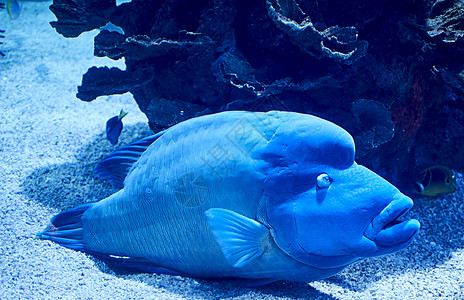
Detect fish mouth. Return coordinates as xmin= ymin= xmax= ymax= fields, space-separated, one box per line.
xmin=364 ymin=194 xmax=420 ymax=247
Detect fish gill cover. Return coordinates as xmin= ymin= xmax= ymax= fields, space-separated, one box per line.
xmin=48 ymin=0 xmax=464 ymax=188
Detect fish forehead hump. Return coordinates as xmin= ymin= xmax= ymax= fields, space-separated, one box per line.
xmin=258 ymin=111 xmax=356 ymax=170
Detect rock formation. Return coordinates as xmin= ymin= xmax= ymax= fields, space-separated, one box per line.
xmin=49 ymin=0 xmax=464 ymax=189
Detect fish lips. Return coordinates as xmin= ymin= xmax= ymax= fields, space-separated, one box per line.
xmin=364 ymin=194 xmax=420 ymax=247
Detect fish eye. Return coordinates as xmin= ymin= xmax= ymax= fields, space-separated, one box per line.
xmin=317 ymin=173 xmax=331 ymax=188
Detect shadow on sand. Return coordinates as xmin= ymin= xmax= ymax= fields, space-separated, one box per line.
xmin=21 ymin=123 xmax=152 ymax=211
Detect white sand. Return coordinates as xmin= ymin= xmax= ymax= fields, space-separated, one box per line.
xmin=1 ymin=2 xmax=463 ymax=299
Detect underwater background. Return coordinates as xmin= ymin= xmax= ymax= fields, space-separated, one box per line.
xmin=1 ymin=0 xmax=464 ymax=299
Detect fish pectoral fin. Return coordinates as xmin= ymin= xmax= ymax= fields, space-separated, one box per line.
xmin=205 ymin=208 xmax=270 ymax=268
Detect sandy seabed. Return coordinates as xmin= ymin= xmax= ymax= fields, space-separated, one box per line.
xmin=1 ymin=2 xmax=464 ymax=299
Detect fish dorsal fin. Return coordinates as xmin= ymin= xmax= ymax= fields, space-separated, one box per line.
xmin=205 ymin=208 xmax=270 ymax=268
xmin=95 ymin=131 xmax=165 ymax=189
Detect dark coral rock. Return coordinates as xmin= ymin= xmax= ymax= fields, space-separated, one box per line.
xmin=427 ymin=0 xmax=464 ymax=43
xmin=414 ymin=105 xmax=464 ymax=171
xmin=50 ymin=0 xmax=464 ymax=188
xmin=266 ymin=0 xmax=368 ymax=64
xmin=390 ymin=73 xmax=426 ymax=139
xmin=351 ymin=99 xmax=394 ymax=155
xmin=94 ymin=30 xmax=126 ymax=60
xmin=77 ymin=66 xmax=154 ymax=102
xmin=50 ymin=0 xmax=116 ymax=38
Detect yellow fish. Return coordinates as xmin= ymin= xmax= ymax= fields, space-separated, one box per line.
xmin=414 ymin=166 xmax=456 ymax=197
xmin=7 ymin=0 xmax=21 ymax=20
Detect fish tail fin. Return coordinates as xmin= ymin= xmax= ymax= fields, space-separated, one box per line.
xmin=37 ymin=204 xmax=93 ymax=252
xmin=38 ymin=203 xmax=184 ymax=275
xmin=118 ymin=109 xmax=128 ymax=121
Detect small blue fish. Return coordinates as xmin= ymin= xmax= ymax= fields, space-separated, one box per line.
xmin=106 ymin=110 xmax=128 ymax=145
xmin=7 ymin=0 xmax=21 ymax=20
xmin=39 ymin=111 xmax=420 ymax=285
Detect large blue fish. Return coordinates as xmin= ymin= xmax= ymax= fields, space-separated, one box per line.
xmin=39 ymin=111 xmax=420 ymax=285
